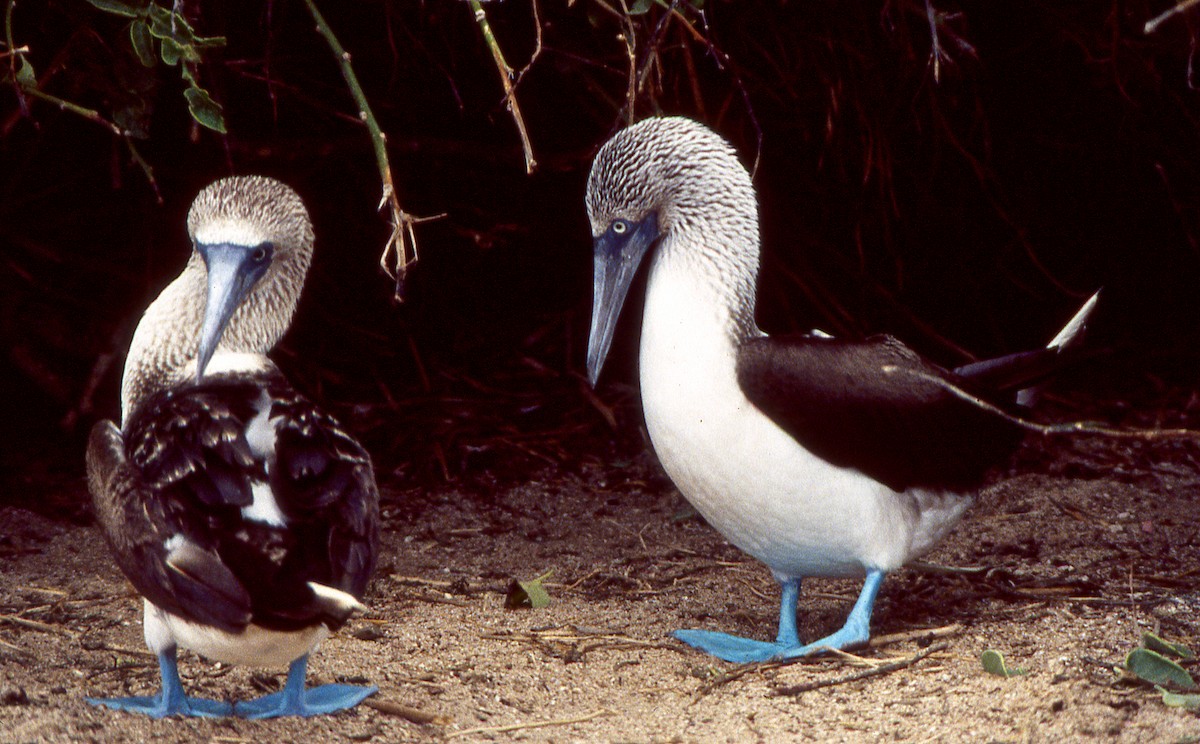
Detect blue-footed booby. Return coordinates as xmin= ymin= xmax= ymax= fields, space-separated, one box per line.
xmin=86 ymin=176 xmax=379 ymax=717
xmin=585 ymin=117 xmax=1097 ymax=664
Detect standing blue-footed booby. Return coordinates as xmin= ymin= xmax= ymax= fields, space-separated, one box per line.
xmin=86 ymin=176 xmax=379 ymax=717
xmin=585 ymin=117 xmax=1097 ymax=664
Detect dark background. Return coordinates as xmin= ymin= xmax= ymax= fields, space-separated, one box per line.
xmin=4 ymin=0 xmax=1200 ymax=515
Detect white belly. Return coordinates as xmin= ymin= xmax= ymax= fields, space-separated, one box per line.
xmin=144 ymin=600 xmax=327 ymax=668
xmin=638 ymin=255 xmax=971 ymax=578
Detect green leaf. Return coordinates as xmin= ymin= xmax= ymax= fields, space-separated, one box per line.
xmin=15 ymin=56 xmax=36 ymax=88
xmin=183 ymin=86 xmax=226 ymax=133
xmin=85 ymin=0 xmax=144 ymax=18
xmin=191 ymin=34 xmax=227 ymax=50
xmin=1143 ymin=632 xmax=1196 ymax=660
xmin=628 ymin=0 xmax=653 ymax=14
xmin=1157 ymin=686 xmax=1200 ymax=710
xmin=1126 ymin=648 xmax=1197 ymax=690
xmin=504 ymin=571 xmax=552 ymax=610
xmin=981 ymin=649 xmax=1027 ymax=678
xmin=159 ymin=36 xmax=181 ymax=66
xmin=146 ymin=4 xmax=174 ymax=38
xmin=129 ymin=20 xmax=156 ymax=67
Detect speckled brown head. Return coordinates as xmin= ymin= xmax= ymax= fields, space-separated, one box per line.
xmin=121 ymin=176 xmax=314 ymax=422
xmin=584 ymin=117 xmax=762 ymax=385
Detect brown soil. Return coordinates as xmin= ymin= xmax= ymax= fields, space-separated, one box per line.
xmin=1 ymin=437 xmax=1198 ymax=742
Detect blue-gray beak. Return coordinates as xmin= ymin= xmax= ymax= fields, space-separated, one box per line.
xmin=586 ymin=214 xmax=659 ymax=387
xmin=195 ymin=243 xmax=272 ymax=382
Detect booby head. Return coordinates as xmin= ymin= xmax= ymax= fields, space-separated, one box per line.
xmin=188 ymin=176 xmax=314 ymax=382
xmin=585 ymin=117 xmax=761 ymax=385
xmin=120 ymin=176 xmax=314 ymax=420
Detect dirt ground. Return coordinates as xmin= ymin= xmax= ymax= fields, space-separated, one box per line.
xmin=1 ymin=433 xmax=1199 ymax=743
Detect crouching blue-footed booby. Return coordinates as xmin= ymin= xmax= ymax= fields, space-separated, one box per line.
xmin=585 ymin=117 xmax=1098 ymax=664
xmin=86 ymin=176 xmax=379 ymax=717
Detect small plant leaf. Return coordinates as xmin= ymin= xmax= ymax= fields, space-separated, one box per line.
xmin=504 ymin=572 xmax=552 ymax=610
xmin=86 ymin=0 xmax=144 ymax=18
xmin=981 ymin=649 xmax=1027 ymax=678
xmin=1126 ymin=648 xmax=1197 ymax=690
xmin=629 ymin=0 xmax=653 ymax=14
xmin=192 ymin=34 xmax=227 ymax=50
xmin=146 ymin=4 xmax=174 ymax=38
xmin=183 ymin=86 xmax=226 ymax=133
xmin=15 ymin=57 xmax=36 ymax=88
xmin=159 ymin=36 xmax=181 ymax=66
xmin=1157 ymin=686 xmax=1200 ymax=710
xmin=129 ymin=20 xmax=156 ymax=67
xmin=1143 ymin=632 xmax=1196 ymax=660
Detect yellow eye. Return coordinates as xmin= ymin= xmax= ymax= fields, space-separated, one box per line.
xmin=612 ymin=221 xmax=628 ymax=234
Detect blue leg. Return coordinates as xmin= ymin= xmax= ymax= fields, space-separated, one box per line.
xmin=233 ymin=655 xmax=376 ymax=719
xmin=784 ymin=569 xmax=886 ymax=658
xmin=673 ymin=578 xmax=803 ymax=663
xmin=674 ymin=570 xmax=888 ymax=663
xmin=87 ymin=648 xmax=232 ymax=718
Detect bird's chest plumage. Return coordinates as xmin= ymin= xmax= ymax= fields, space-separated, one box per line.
xmin=637 ymin=257 xmax=968 ymax=577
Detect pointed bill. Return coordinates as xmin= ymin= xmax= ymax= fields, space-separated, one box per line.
xmin=586 ymin=215 xmax=659 ymax=386
xmin=196 ymin=243 xmax=270 ymax=381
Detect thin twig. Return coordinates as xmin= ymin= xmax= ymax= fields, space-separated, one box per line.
xmin=4 ymin=0 xmax=27 ymax=115
xmin=125 ymin=139 xmax=162 ymax=203
xmin=885 ymin=365 xmax=1200 ymax=442
xmin=0 ymin=637 xmax=31 ymax=658
xmin=512 ymin=0 xmax=543 ymax=87
xmin=446 ymin=708 xmax=614 ymax=739
xmin=868 ymin=623 xmax=962 ymax=648
xmin=364 ymin=697 xmax=449 ymax=725
xmin=17 ymin=85 xmax=122 ymax=135
xmin=1145 ymin=0 xmax=1200 ymax=34
xmin=0 ymin=613 xmax=79 ymax=637
xmin=468 ymin=0 xmax=537 ymax=174
xmin=0 ymin=42 xmax=26 ymax=60
xmin=301 ymin=0 xmax=428 ymax=300
xmin=924 ymin=0 xmax=942 ymax=82
xmin=772 ymin=641 xmax=949 ymax=696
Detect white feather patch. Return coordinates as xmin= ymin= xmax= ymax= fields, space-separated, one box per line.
xmin=308 ymin=582 xmax=367 ymax=614
xmin=241 ymin=481 xmax=287 ymax=527
xmin=145 ymin=600 xmax=327 ymax=667
xmin=193 ymin=221 xmax=269 ymax=248
xmin=244 ymin=389 xmax=278 ymax=460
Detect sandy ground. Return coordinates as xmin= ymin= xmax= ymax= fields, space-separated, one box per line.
xmin=1 ymin=435 xmax=1199 ymax=743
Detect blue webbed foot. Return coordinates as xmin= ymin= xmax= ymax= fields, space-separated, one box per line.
xmin=675 ymin=570 xmax=887 ymax=664
xmin=87 ymin=650 xmax=233 ymax=718
xmin=673 ymin=578 xmax=805 ymax=663
xmin=87 ymin=693 xmax=233 ymax=718
xmin=233 ymin=655 xmax=376 ymax=719
xmin=672 ymin=629 xmax=792 ymax=663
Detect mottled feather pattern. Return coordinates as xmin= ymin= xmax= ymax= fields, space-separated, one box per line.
xmin=103 ymin=368 xmax=378 ymax=632
xmin=587 ymin=118 xmax=761 ymax=338
xmin=87 ymin=421 xmax=254 ymax=631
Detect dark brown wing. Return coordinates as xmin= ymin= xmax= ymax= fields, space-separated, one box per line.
xmin=88 ymin=371 xmax=378 ymax=633
xmin=736 ymin=335 xmax=1026 ymax=493
xmin=87 ymin=419 xmax=253 ymax=632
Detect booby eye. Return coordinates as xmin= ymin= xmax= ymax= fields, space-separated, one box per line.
xmin=251 ymin=243 xmax=273 ymax=263
xmin=611 ymin=220 xmax=629 ymax=235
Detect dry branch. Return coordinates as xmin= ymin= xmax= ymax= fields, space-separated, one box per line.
xmin=301 ymin=0 xmax=426 ymax=299
xmin=772 ymin=641 xmax=949 ymax=696
xmin=468 ymin=0 xmax=538 ymax=174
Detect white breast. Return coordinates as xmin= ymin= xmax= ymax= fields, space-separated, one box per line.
xmin=144 ymin=600 xmax=327 ymax=668
xmin=637 ymin=248 xmax=971 ymax=578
